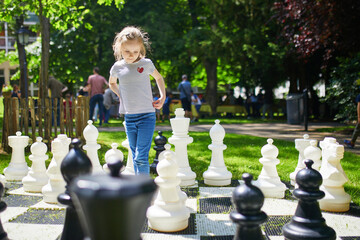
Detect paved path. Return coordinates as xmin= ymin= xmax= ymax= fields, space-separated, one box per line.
xmin=99 ymin=121 xmax=360 ymax=155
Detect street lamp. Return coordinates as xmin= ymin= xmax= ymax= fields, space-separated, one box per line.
xmin=17 ymin=26 xmax=30 ymax=98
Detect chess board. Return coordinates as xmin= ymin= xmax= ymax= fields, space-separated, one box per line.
xmin=2 ymin=181 xmax=360 ymax=240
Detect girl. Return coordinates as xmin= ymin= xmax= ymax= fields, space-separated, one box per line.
xmin=109 ymin=26 xmax=166 ymax=175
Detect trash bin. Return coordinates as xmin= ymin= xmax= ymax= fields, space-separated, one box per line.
xmin=286 ymin=93 xmax=304 ymax=124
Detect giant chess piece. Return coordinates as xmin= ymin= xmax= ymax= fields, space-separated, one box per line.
xmin=304 ymin=140 xmax=322 ymax=171
xmin=203 ymin=119 xmax=232 ymax=186
xmin=230 ymin=173 xmax=267 ymax=240
xmin=168 ymin=108 xmax=196 ymax=187
xmin=0 ymin=182 xmax=9 ymax=240
xmin=42 ymin=134 xmax=71 ymax=204
xmin=150 ymin=131 xmax=167 ymax=174
xmin=147 ymin=151 xmax=190 ymax=232
xmin=4 ymin=131 xmax=29 ymax=181
xmin=283 ymin=159 xmax=336 ymax=240
xmin=121 ymin=121 xmax=135 ymax=175
xmin=290 ymin=134 xmax=313 ymax=186
xmin=22 ymin=137 xmax=49 ymax=192
xmin=70 ymin=159 xmax=157 ymax=240
xmin=83 ymin=120 xmax=103 ymax=173
xmin=319 ymin=137 xmax=350 ymax=212
xmin=103 ymin=143 xmax=124 ymax=173
xmin=253 ymin=139 xmax=286 ymax=198
xmin=58 ymin=139 xmax=92 ymax=240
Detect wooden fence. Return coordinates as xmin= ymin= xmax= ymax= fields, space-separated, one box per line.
xmin=1 ymin=95 xmax=90 ymax=152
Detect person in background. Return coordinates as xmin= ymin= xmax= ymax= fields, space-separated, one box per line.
xmin=86 ymin=67 xmax=108 ymax=126
xmin=344 ymin=89 xmax=360 ymax=149
xmin=191 ymin=91 xmax=201 ymax=122
xmin=48 ymin=76 xmax=68 ymax=125
xmin=178 ymin=74 xmax=193 ymax=119
xmin=103 ymin=87 xmax=119 ymax=124
xmin=153 ymin=93 xmax=161 ymax=121
xmin=162 ymin=91 xmax=173 ymax=122
xmin=11 ymin=84 xmax=21 ymax=99
xmin=262 ymin=89 xmax=274 ymax=119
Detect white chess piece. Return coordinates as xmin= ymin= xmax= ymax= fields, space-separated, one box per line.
xmin=83 ymin=120 xmax=103 ymax=173
xmin=319 ymin=137 xmax=351 ymax=212
xmin=22 ymin=137 xmax=49 ymax=192
xmin=304 ymin=140 xmax=321 ymax=171
xmin=121 ymin=121 xmax=135 ymax=175
xmin=147 ymin=151 xmax=190 ymax=232
xmin=168 ymin=108 xmax=196 ymax=187
xmin=103 ymin=143 xmax=124 ymax=173
xmin=253 ymin=139 xmax=287 ymax=198
xmin=4 ymin=131 xmax=30 ymax=181
xmin=289 ymin=134 xmax=313 ymax=186
xmin=42 ymin=134 xmax=71 ymax=204
xmin=203 ymin=119 xmax=232 ymax=186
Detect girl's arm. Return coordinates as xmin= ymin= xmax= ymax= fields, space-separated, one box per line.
xmin=151 ymin=68 xmax=166 ymax=109
xmin=109 ymin=76 xmax=121 ymax=98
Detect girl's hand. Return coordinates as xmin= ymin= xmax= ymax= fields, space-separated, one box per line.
xmin=153 ymin=97 xmax=165 ymax=109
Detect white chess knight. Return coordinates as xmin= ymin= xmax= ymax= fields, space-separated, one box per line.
xmin=304 ymin=140 xmax=322 ymax=171
xmin=253 ymin=139 xmax=287 ymax=198
xmin=319 ymin=137 xmax=351 ymax=212
xmin=203 ymin=119 xmax=232 ymax=186
xmin=121 ymin=121 xmax=135 ymax=175
xmin=22 ymin=137 xmax=49 ymax=192
xmin=42 ymin=134 xmax=71 ymax=204
xmin=290 ymin=134 xmax=314 ymax=186
xmin=4 ymin=131 xmax=30 ymax=181
xmin=103 ymin=143 xmax=124 ymax=173
xmin=147 ymin=150 xmax=190 ymax=232
xmin=168 ymin=108 xmax=196 ymax=187
xmin=83 ymin=120 xmax=103 ymax=173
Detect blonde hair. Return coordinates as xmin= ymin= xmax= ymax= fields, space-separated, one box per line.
xmin=112 ymin=26 xmax=150 ymax=61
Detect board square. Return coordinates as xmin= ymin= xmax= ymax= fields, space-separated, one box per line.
xmin=199 ymin=197 xmax=233 ymax=214
xmin=9 ymin=209 xmax=65 ymax=224
xmin=263 ymin=215 xmax=292 ymax=236
xmin=2 ymin=194 xmax=43 ymax=207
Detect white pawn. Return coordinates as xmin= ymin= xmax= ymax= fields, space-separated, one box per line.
xmin=83 ymin=120 xmax=103 ymax=173
xmin=253 ymin=139 xmax=287 ymax=198
xmin=4 ymin=131 xmax=30 ymax=181
xmin=121 ymin=121 xmax=135 ymax=175
xmin=22 ymin=137 xmax=49 ymax=192
xmin=147 ymin=151 xmax=190 ymax=232
xmin=319 ymin=137 xmax=351 ymax=212
xmin=42 ymin=134 xmax=71 ymax=204
xmin=103 ymin=143 xmax=124 ymax=173
xmin=203 ymin=119 xmax=232 ymax=186
xmin=304 ymin=140 xmax=321 ymax=171
xmin=289 ymin=134 xmax=313 ymax=186
xmin=168 ymin=108 xmax=196 ymax=187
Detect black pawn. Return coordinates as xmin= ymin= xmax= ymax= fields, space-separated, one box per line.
xmin=150 ymin=131 xmax=167 ymax=174
xmin=58 ymin=138 xmax=92 ymax=240
xmin=283 ymin=159 xmax=336 ymax=240
xmin=230 ymin=173 xmax=267 ymax=240
xmin=0 ymin=183 xmax=9 ymax=240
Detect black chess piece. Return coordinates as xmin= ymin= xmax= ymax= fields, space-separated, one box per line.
xmin=150 ymin=131 xmax=167 ymax=174
xmin=282 ymin=159 xmax=336 ymax=240
xmin=0 ymin=183 xmax=9 ymax=240
xmin=70 ymin=157 xmax=157 ymax=240
xmin=230 ymin=173 xmax=267 ymax=240
xmin=57 ymin=138 xmax=92 ymax=240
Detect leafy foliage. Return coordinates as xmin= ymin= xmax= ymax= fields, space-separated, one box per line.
xmin=324 ymin=53 xmax=360 ymax=121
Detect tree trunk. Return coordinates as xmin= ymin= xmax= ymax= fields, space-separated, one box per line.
xmin=204 ymin=58 xmax=218 ymax=116
xmin=39 ymin=9 xmax=50 ymax=99
xmin=15 ymin=17 xmax=27 ymax=98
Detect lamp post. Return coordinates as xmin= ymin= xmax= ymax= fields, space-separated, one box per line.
xmin=17 ymin=27 xmax=30 ymax=99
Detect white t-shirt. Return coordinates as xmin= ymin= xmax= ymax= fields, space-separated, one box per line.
xmin=110 ymin=58 xmax=156 ymax=114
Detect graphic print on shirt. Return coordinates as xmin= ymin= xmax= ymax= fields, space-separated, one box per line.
xmin=137 ymin=67 xmax=144 ymax=73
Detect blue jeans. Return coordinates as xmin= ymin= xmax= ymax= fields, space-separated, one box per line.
xmin=89 ymin=94 xmax=104 ymax=125
xmin=125 ymin=112 xmax=156 ymax=175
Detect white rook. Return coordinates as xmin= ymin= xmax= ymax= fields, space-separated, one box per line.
xmin=22 ymin=137 xmax=49 ymax=192
xmin=203 ymin=119 xmax=232 ymax=186
xmin=83 ymin=120 xmax=103 ymax=173
xmin=168 ymin=108 xmax=196 ymax=187
xmin=4 ymin=131 xmax=29 ymax=181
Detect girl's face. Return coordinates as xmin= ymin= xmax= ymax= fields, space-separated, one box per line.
xmin=121 ymin=39 xmax=142 ymax=63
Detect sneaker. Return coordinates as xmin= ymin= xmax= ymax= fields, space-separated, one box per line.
xmin=344 ymin=140 xmax=354 ymax=149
